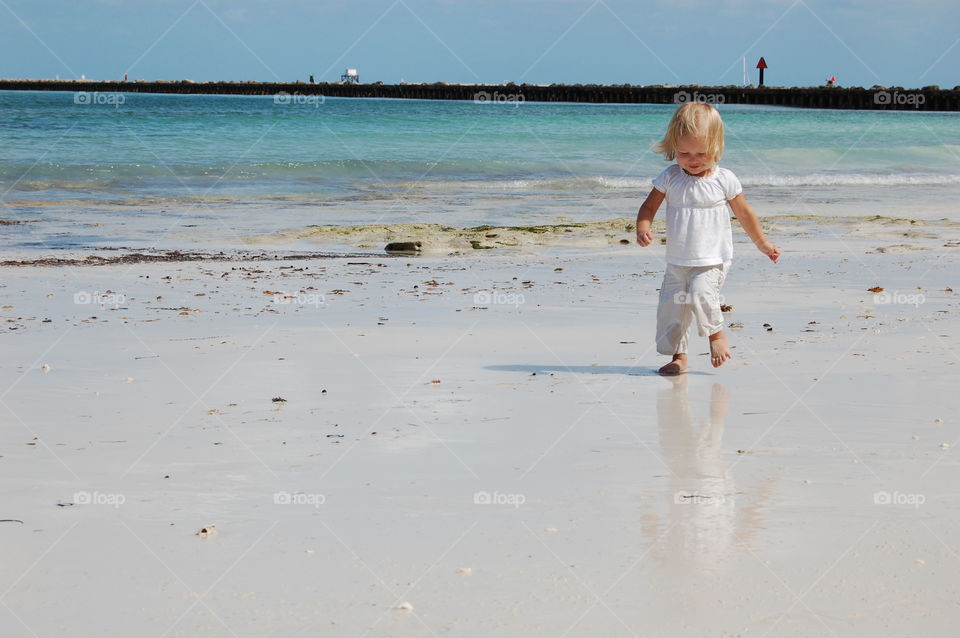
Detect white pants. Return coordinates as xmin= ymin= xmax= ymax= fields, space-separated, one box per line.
xmin=656 ymin=262 xmax=730 ymax=355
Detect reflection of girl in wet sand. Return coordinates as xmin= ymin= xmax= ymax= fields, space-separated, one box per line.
xmin=658 ymin=377 xmax=737 ymax=568
xmin=640 ymin=376 xmax=780 ymax=631
xmin=649 ymin=377 xmax=777 ymax=573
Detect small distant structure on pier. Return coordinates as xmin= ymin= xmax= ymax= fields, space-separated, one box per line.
xmin=825 ymin=75 xmax=837 ymax=87
xmin=756 ymin=57 xmax=767 ymax=87
xmin=341 ymin=68 xmax=360 ymax=84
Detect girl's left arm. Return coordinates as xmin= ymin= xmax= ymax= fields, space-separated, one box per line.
xmin=729 ymin=194 xmax=780 ymax=263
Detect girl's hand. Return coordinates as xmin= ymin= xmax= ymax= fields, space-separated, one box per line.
xmin=637 ymin=229 xmax=654 ymax=247
xmin=758 ymin=241 xmax=780 ymax=263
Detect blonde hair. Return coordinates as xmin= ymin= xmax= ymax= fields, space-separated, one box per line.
xmin=654 ymin=103 xmax=725 ymax=163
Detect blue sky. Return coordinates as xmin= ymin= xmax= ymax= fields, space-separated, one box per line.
xmin=1 ymin=0 xmax=958 ymax=88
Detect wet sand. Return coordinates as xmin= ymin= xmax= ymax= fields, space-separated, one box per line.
xmin=1 ymin=222 xmax=958 ymax=636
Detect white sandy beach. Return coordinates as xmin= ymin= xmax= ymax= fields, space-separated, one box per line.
xmin=1 ymin=218 xmax=959 ymax=637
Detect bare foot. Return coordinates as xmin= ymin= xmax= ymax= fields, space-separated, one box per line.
xmin=709 ymin=331 xmax=732 ymax=368
xmin=658 ymin=354 xmax=687 ymax=375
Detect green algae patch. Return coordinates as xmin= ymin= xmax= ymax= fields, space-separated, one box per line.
xmin=465 ymin=223 xmax=592 ymax=235
xmin=246 ymin=218 xmax=645 ymax=254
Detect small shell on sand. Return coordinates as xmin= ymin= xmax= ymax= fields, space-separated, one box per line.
xmin=197 ymin=524 xmax=218 ymax=538
xmin=393 ymin=602 xmax=414 ymax=612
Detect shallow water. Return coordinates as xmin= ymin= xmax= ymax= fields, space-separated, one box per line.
xmin=1 ymin=91 xmax=958 ymax=252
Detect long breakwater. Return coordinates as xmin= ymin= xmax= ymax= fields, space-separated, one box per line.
xmin=0 ymin=79 xmax=956 ymax=110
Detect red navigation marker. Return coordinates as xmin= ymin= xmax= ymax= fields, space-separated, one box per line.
xmin=756 ymin=57 xmax=768 ymax=87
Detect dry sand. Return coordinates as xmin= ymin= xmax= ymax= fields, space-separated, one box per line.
xmin=1 ymin=218 xmax=958 ymax=637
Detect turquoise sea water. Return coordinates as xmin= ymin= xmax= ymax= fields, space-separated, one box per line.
xmin=1 ymin=90 xmax=958 ymax=252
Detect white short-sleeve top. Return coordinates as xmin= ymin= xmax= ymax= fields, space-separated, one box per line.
xmin=651 ymin=164 xmax=743 ymax=267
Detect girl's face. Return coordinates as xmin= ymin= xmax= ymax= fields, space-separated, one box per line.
xmin=675 ymin=134 xmax=714 ymax=177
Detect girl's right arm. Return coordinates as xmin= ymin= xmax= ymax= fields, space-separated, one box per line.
xmin=636 ymin=188 xmax=665 ymax=246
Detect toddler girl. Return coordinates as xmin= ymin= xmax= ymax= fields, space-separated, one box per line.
xmin=636 ymin=103 xmax=780 ymax=375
